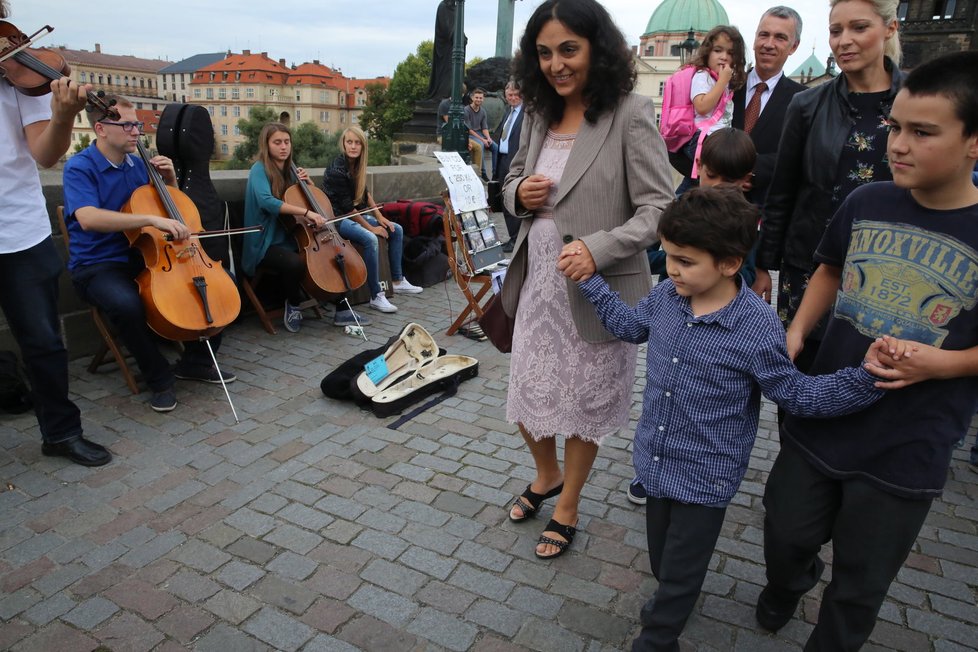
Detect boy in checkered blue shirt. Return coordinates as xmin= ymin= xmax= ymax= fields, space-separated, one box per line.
xmin=570 ymin=185 xmax=898 ymax=651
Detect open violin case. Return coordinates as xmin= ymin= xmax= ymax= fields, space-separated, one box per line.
xmin=322 ymin=323 xmax=478 ymax=417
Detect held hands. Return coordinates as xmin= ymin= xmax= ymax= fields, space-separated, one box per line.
xmin=48 ymin=78 xmax=91 ymax=122
xmin=556 ymin=240 xmax=596 ymax=282
xmin=296 ymin=167 xmax=310 ymax=183
xmin=516 ymin=175 xmax=552 ymax=211
xmin=305 ymin=211 xmax=326 ymax=229
xmin=864 ymin=335 xmax=943 ymax=390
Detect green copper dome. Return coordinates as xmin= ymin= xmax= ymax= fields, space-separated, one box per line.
xmin=643 ymin=0 xmax=730 ymax=36
xmin=790 ymin=51 xmax=830 ymax=78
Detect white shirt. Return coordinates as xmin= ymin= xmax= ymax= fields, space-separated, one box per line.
xmin=498 ymin=104 xmax=522 ymax=155
xmin=0 ymin=83 xmax=54 ymax=254
xmin=744 ymin=68 xmax=785 ymax=117
xmin=690 ymin=70 xmax=733 ymax=136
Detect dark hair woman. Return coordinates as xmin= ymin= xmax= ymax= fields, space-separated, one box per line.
xmin=500 ymin=0 xmax=673 ymax=560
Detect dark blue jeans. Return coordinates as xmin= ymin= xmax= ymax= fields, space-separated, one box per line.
xmin=0 ymin=238 xmax=82 ymax=444
xmin=72 ymin=258 xmax=217 ymax=392
xmin=337 ymin=217 xmax=404 ymax=297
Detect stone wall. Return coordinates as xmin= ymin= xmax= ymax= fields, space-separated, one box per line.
xmin=20 ymin=163 xmax=446 ymax=359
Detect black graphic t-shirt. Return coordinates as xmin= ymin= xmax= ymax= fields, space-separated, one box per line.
xmin=784 ymin=182 xmax=978 ymax=499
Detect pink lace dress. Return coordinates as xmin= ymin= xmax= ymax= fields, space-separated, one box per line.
xmin=506 ymin=131 xmax=638 ymax=445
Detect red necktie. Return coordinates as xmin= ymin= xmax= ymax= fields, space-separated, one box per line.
xmin=744 ymin=82 xmax=768 ymax=134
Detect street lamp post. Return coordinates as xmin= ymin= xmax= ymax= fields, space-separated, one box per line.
xmin=678 ymin=28 xmax=699 ymax=65
xmin=443 ymin=0 xmax=470 ymax=162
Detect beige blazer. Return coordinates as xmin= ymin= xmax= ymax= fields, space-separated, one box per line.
xmin=501 ymin=92 xmax=674 ymax=343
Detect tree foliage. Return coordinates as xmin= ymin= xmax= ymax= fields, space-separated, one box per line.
xmin=72 ymin=134 xmax=90 ymax=154
xmin=359 ymin=40 xmax=433 ymax=142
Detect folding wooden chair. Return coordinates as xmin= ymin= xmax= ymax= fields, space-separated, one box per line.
xmin=56 ymin=207 xmax=140 ymax=394
xmin=441 ymin=193 xmax=494 ymax=336
xmin=240 ymin=270 xmax=322 ymax=335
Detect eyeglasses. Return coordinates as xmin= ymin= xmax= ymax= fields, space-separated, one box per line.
xmin=99 ymin=120 xmax=144 ymax=134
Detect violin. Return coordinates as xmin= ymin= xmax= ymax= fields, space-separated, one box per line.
xmin=122 ymin=140 xmax=241 ymax=341
xmin=282 ymin=162 xmax=367 ymax=299
xmin=0 ymin=21 xmax=117 ymax=119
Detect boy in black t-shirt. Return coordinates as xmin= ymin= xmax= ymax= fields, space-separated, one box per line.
xmin=757 ymin=50 xmax=978 ymax=651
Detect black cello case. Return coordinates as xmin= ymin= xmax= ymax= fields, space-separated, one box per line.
xmin=156 ymin=104 xmax=238 ymax=267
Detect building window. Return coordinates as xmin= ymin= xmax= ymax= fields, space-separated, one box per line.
xmin=163 ymin=81 xmax=167 ymax=90
xmin=323 ymin=111 xmax=330 ymax=122
xmin=221 ymin=143 xmax=228 ymax=154
xmin=320 ymin=111 xmax=327 ymax=122
xmin=220 ymin=106 xmax=227 ymax=116
xmin=115 ymin=75 xmax=121 ymax=85
xmin=897 ymin=1 xmax=908 ymax=19
xmin=180 ymin=73 xmax=185 ymax=82
xmin=933 ymin=0 xmax=956 ymax=18
xmin=221 ymin=125 xmax=228 ymax=135
xmin=246 ymin=87 xmax=255 ymax=98
xmin=340 ymin=112 xmax=345 ymax=124
xmin=206 ymin=88 xmax=214 ymax=99
xmin=208 ymin=106 xmax=214 ymax=116
xmin=658 ymin=81 xmax=665 ymax=97
xmin=232 ymin=87 xmax=240 ymax=99
xmin=233 ymin=106 xmax=241 ymax=117
xmin=98 ymin=74 xmax=104 ymax=84
xmin=218 ymin=88 xmax=227 ymax=99
xmin=352 ymin=114 xmax=358 ymax=124
xmin=209 ymin=72 xmax=215 ymax=81
xmin=296 ymin=110 xmax=301 ymax=120
xmin=193 ymin=88 xmax=201 ymax=99
xmin=234 ymin=125 xmax=240 ymax=136
xmin=320 ymin=91 xmax=327 ymax=103
xmin=296 ymin=92 xmax=301 ymax=101
xmin=79 ymin=71 xmax=86 ymax=82
xmin=140 ymin=78 xmax=145 ymax=88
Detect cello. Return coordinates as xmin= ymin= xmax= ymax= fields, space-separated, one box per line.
xmin=122 ymin=139 xmax=241 ymax=341
xmin=282 ymin=162 xmax=367 ymax=300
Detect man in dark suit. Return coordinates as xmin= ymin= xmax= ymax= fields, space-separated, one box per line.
xmin=731 ymin=5 xmax=804 ymax=300
xmin=492 ymin=81 xmax=524 ymax=252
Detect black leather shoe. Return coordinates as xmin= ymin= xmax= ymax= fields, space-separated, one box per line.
xmin=42 ymin=436 xmax=112 ymax=467
xmin=502 ymin=240 xmax=515 ymax=253
xmin=755 ymin=585 xmax=801 ymax=632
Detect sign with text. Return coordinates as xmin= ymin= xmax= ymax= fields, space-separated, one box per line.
xmin=435 ymin=151 xmax=487 ymax=213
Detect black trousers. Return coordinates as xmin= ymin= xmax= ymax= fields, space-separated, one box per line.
xmin=762 ymin=441 xmax=932 ymax=651
xmin=632 ymin=498 xmax=727 ymax=652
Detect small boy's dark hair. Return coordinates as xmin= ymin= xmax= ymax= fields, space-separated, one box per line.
xmin=658 ymin=186 xmax=759 ymax=262
xmin=700 ymin=128 xmax=756 ymax=180
xmin=902 ymin=50 xmax=978 ymax=137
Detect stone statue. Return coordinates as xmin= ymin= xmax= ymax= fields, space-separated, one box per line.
xmin=426 ymin=0 xmax=464 ymax=100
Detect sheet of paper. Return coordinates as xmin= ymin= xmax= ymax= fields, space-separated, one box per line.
xmin=435 ymin=151 xmax=488 ymax=213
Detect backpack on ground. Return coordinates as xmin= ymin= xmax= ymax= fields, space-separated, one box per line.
xmin=381 ymin=200 xmax=444 ymax=238
xmin=659 ymin=66 xmax=733 ymax=177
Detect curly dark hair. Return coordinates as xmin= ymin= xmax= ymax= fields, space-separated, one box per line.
xmin=687 ymin=25 xmax=747 ymax=92
xmin=511 ymin=0 xmax=635 ymax=124
xmin=658 ymin=186 xmax=759 ymax=262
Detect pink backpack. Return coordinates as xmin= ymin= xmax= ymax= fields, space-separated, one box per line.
xmin=659 ymin=66 xmax=733 ymax=177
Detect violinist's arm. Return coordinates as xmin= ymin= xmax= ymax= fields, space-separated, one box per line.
xmin=24 ymin=79 xmax=90 ymax=168
xmin=74 ymin=206 xmax=191 ymax=240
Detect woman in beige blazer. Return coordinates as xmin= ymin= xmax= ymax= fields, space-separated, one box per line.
xmin=502 ymin=0 xmax=673 ymax=559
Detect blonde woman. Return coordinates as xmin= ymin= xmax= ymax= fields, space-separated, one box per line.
xmin=322 ymin=126 xmax=422 ymax=314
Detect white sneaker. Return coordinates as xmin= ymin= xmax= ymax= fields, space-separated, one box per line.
xmin=368 ymin=292 xmax=398 ymax=313
xmin=392 ymin=278 xmax=423 ymax=294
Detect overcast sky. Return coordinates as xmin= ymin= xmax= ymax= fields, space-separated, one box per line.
xmin=17 ymin=1 xmax=832 ymax=79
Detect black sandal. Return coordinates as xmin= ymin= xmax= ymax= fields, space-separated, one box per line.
xmin=509 ymin=482 xmax=563 ymax=522
xmin=535 ymin=518 xmax=576 ymax=559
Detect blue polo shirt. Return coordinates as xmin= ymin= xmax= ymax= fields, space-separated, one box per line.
xmin=62 ymin=142 xmax=147 ymax=271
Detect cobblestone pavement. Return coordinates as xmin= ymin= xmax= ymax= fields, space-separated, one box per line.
xmin=1 ymin=271 xmax=976 ymax=652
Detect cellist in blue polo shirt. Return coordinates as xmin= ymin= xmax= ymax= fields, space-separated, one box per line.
xmin=62 ymin=94 xmax=235 ymax=413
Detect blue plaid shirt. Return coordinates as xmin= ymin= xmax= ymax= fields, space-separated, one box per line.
xmin=579 ymin=275 xmax=884 ymax=506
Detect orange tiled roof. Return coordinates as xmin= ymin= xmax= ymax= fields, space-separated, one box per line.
xmin=135 ymin=108 xmax=162 ymax=134
xmin=55 ymin=46 xmax=169 ymax=73
xmin=193 ymin=52 xmax=289 ymax=84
